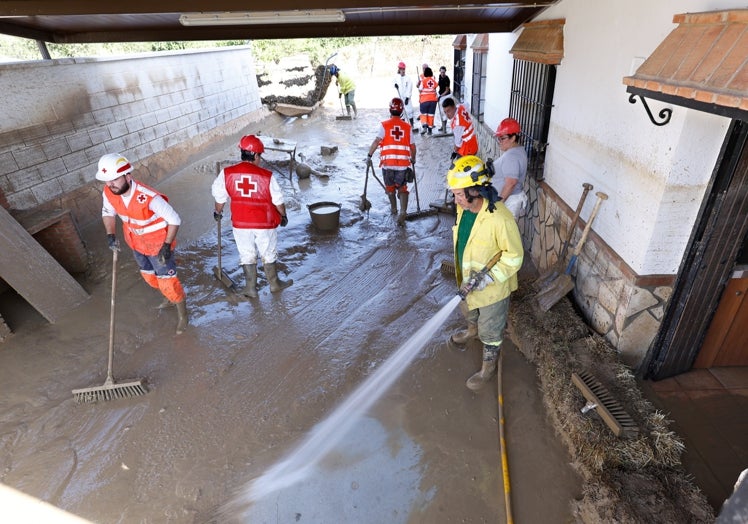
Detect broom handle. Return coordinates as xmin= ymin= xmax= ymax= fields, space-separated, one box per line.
xmin=216 ymin=218 xmax=222 ymax=279
xmin=570 ymin=192 xmax=608 ymax=259
xmin=106 ymin=248 xmax=118 ymax=383
xmin=560 ymin=183 xmax=593 ymax=262
xmin=412 ymin=162 xmax=421 ymax=211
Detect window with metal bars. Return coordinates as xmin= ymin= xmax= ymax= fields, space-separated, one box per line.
xmin=509 ymin=59 xmax=556 ymax=179
xmin=471 ymin=52 xmax=487 ymax=122
xmin=453 ymin=48 xmax=466 ymax=103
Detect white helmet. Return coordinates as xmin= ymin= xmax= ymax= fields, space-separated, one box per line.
xmin=96 ymin=153 xmax=133 ymax=182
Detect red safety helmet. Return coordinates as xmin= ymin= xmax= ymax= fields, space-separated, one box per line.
xmin=239 ymin=135 xmax=264 ymax=154
xmin=389 ymin=97 xmax=404 ymax=116
xmin=397 ymin=61 xmax=406 ymax=69
xmin=495 ymin=118 xmax=521 ymax=136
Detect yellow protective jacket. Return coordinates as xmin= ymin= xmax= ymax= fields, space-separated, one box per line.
xmin=453 ymin=199 xmax=524 ymax=310
xmin=336 ymin=73 xmax=355 ymax=95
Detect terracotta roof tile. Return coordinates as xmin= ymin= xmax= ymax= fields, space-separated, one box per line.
xmin=510 ymin=18 xmax=565 ymax=65
xmin=623 ymin=9 xmax=748 ymax=111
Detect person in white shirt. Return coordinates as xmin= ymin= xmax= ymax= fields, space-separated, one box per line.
xmin=394 ymin=61 xmax=415 ymax=127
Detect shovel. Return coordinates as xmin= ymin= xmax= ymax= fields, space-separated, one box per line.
xmin=535 ymin=182 xmax=593 ymax=289
xmin=212 ymin=218 xmax=238 ymax=292
xmin=537 ymin=191 xmax=607 ymax=312
xmin=359 ymin=159 xmax=372 ymax=212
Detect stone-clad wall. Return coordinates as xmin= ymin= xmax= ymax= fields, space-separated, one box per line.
xmin=475 ymin=121 xmax=673 ymax=369
xmin=0 ymin=46 xmax=265 ymax=227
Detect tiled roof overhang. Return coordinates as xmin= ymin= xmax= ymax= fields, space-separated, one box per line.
xmin=510 ymin=18 xmax=565 ymax=65
xmin=623 ymin=9 xmax=748 ymax=121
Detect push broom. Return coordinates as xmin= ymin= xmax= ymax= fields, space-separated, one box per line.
xmin=73 ymin=248 xmax=147 ymax=403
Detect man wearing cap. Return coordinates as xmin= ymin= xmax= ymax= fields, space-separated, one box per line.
xmin=96 ymin=153 xmax=188 ymax=335
xmin=212 ymin=135 xmax=292 ymax=297
xmin=493 ymin=118 xmax=529 ymax=219
xmin=393 ymin=61 xmax=415 ymax=127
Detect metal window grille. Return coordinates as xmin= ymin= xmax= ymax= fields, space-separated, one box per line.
xmin=453 ymin=48 xmax=466 ymax=102
xmin=509 ymin=59 xmax=556 ymax=179
xmin=471 ymin=52 xmax=487 ymax=122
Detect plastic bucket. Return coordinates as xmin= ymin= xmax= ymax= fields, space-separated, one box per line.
xmin=307 ymin=201 xmax=341 ymax=230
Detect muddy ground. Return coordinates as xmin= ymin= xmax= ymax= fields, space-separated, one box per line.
xmin=0 ymin=81 xmax=583 ymax=523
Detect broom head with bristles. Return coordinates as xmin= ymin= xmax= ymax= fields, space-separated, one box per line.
xmin=72 ymin=377 xmax=147 ymax=404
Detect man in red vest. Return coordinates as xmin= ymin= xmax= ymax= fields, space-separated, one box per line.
xmin=211 ymin=135 xmax=292 ymax=297
xmin=367 ymin=98 xmax=417 ymax=226
xmin=96 ymin=153 xmax=188 ymax=335
xmin=442 ymin=97 xmax=479 ymax=159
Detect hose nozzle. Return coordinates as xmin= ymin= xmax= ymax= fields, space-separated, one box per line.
xmin=456 ymin=251 xmax=503 ymax=300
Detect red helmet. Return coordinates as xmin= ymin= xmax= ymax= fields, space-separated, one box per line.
xmin=239 ymin=135 xmax=264 ymax=154
xmin=495 ymin=118 xmax=521 ymax=136
xmin=389 ymin=97 xmax=404 ymax=116
xmin=397 ymin=61 xmax=406 ymax=69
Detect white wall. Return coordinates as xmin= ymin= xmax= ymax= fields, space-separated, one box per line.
xmin=541 ymin=0 xmax=744 ymax=274
xmin=0 ymin=46 xmax=262 ymax=212
xmin=483 ymin=0 xmax=743 ymax=275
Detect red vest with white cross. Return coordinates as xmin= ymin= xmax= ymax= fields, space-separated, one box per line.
xmin=223 ymin=162 xmax=281 ymax=229
xmin=379 ymin=117 xmax=413 ymax=169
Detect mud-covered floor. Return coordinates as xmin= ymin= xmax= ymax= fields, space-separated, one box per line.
xmin=0 ymin=84 xmax=581 ymax=523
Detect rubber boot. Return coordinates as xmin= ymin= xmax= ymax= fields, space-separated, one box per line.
xmin=387 ymin=193 xmax=398 ymax=214
xmin=266 ymin=262 xmax=293 ymax=292
xmin=427 ymin=126 xmax=433 ymax=135
xmin=156 ymin=297 xmax=174 ymax=309
xmin=346 ymin=106 xmax=352 ymax=118
xmin=409 ymin=118 xmax=414 ymax=127
xmin=351 ymin=103 xmax=358 ymax=119
xmin=466 ymin=348 xmax=498 ymax=391
xmin=449 ymin=322 xmax=478 ymax=345
xmin=175 ymin=300 xmax=188 ymax=335
xmin=241 ymin=264 xmax=258 ymax=298
xmin=397 ymin=192 xmax=409 ymax=226
xmin=440 ymin=122 xmax=447 ymax=133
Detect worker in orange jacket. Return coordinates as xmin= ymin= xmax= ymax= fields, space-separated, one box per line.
xmin=417 ymin=66 xmax=439 ymax=135
xmin=96 ymin=153 xmax=188 ymax=335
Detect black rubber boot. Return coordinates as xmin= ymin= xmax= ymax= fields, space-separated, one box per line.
xmin=241 ymin=264 xmax=258 ymax=298
xmin=265 ymin=262 xmax=293 ymax=292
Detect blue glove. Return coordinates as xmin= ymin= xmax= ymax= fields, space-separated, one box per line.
xmin=470 ymin=271 xmax=494 ymax=291
xmin=157 ymin=243 xmax=172 ymax=265
xmin=280 ymin=215 xmax=288 ymax=227
xmin=213 ymin=211 xmax=222 ymax=222
xmin=106 ymin=234 xmax=119 ymax=252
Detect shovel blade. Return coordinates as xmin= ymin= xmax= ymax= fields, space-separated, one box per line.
xmin=358 ymin=196 xmax=371 ymax=212
xmin=213 ymin=266 xmax=238 ymax=291
xmin=537 ymin=274 xmax=574 ymax=312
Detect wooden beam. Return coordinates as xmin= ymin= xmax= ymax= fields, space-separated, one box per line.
xmin=0 ymin=206 xmax=88 ymax=323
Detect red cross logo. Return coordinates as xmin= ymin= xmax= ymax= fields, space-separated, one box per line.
xmin=137 ymin=194 xmax=147 ymax=204
xmin=390 ymin=125 xmax=404 ymax=141
xmin=236 ymin=175 xmax=258 ymax=197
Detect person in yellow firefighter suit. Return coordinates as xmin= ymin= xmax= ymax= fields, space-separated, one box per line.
xmin=330 ymin=64 xmax=357 ymax=118
xmin=447 ymin=155 xmax=524 ymax=390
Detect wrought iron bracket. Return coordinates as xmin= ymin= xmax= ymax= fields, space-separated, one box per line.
xmin=628 ymin=93 xmax=672 ymax=126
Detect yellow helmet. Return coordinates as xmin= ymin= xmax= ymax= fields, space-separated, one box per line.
xmin=447 ymin=155 xmax=490 ymax=189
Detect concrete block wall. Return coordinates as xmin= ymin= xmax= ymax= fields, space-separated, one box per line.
xmin=0 ymin=45 xmax=265 ymax=228
xmin=476 ymin=120 xmax=671 ymax=370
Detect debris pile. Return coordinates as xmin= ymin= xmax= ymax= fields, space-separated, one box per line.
xmin=256 ymin=55 xmax=333 ymax=109
xmin=508 ymin=277 xmax=715 ymax=523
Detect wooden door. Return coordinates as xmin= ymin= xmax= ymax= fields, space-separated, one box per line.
xmin=695 ymin=273 xmax=748 ymax=367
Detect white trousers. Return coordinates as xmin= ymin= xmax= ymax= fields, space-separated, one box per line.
xmin=233 ymin=227 xmax=278 ymax=265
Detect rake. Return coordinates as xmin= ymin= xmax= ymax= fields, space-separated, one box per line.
xmin=72 ymin=248 xmax=147 ymax=403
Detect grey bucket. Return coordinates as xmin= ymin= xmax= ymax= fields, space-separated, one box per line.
xmin=307 ymin=201 xmax=341 ymax=230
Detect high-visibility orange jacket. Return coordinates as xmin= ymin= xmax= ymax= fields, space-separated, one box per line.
xmin=379 ymin=117 xmax=414 ymax=169
xmin=451 ymin=104 xmax=479 ymax=156
xmin=419 ymin=76 xmax=438 ymax=103
xmin=104 ymin=182 xmax=169 ymax=256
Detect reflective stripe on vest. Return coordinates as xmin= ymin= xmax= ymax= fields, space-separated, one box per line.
xmin=379 ymin=117 xmax=412 ymax=168
xmin=104 ymin=182 xmax=168 ymax=255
